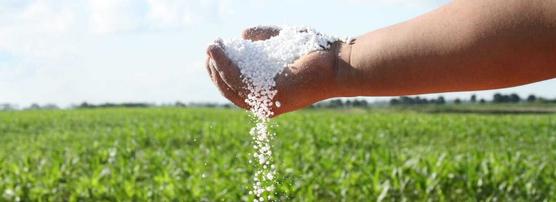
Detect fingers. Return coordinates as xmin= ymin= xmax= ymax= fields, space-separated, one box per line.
xmin=205 ymin=56 xmax=214 ymax=78
xmin=242 ymin=26 xmax=281 ymax=41
xmin=207 ymin=58 xmax=250 ymax=110
xmin=207 ymin=43 xmax=248 ymax=98
xmin=206 ymin=45 xmax=248 ymax=109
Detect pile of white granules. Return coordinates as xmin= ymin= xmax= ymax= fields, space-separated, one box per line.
xmin=218 ymin=26 xmax=338 ymax=202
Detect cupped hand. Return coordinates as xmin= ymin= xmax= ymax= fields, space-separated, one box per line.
xmin=206 ymin=26 xmax=345 ymax=117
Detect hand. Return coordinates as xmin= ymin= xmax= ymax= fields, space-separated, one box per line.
xmin=206 ymin=26 xmax=346 ymax=117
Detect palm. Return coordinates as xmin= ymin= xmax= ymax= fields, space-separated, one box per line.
xmin=271 ymin=50 xmax=337 ymax=115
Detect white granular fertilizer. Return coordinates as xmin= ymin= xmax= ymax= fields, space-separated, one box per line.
xmin=217 ymin=26 xmax=338 ymax=201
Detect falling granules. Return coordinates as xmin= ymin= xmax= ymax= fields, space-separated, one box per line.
xmin=218 ymin=26 xmax=338 ymax=201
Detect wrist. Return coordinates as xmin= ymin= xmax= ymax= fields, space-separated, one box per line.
xmin=332 ymin=38 xmax=358 ymax=97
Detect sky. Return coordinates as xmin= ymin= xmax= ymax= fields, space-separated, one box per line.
xmin=1 ymin=0 xmax=555 ymax=107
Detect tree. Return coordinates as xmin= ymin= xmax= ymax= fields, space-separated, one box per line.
xmin=352 ymin=99 xmax=368 ymax=107
xmin=493 ymin=93 xmax=504 ymax=103
xmin=175 ymin=101 xmax=187 ymax=107
xmin=42 ymin=104 xmax=59 ymax=109
xmin=436 ymin=96 xmax=446 ymax=104
xmin=390 ymin=98 xmax=400 ymax=105
xmin=526 ymin=95 xmax=537 ymax=103
xmin=509 ymin=93 xmax=521 ymax=103
xmin=345 ymin=100 xmax=352 ymax=107
xmin=79 ymin=102 xmax=93 ymax=108
xmin=454 ymin=98 xmax=462 ymax=104
xmin=400 ymin=96 xmax=415 ymax=105
xmin=470 ymin=94 xmax=477 ymax=103
xmin=330 ymin=99 xmax=344 ymax=108
xmin=29 ymin=103 xmax=41 ymax=110
xmin=0 ymin=104 xmax=16 ymax=111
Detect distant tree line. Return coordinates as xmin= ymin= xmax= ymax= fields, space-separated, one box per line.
xmin=310 ymin=93 xmax=556 ymax=108
xmin=75 ymin=102 xmax=233 ymax=109
xmin=390 ymin=96 xmax=447 ymax=105
xmin=1 ymin=93 xmax=555 ymax=111
xmin=0 ymin=103 xmax=60 ymax=111
xmin=312 ymin=99 xmax=370 ymax=108
xmin=0 ymin=101 xmax=235 ymax=111
xmin=76 ymin=102 xmax=152 ymax=108
xmin=390 ymin=93 xmax=556 ymax=106
xmin=0 ymin=104 xmax=17 ymax=111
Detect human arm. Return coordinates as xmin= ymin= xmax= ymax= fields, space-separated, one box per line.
xmin=335 ymin=0 xmax=556 ymax=97
xmin=206 ymin=0 xmax=556 ymax=116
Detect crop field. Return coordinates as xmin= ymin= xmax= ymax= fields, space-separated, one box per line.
xmin=1 ymin=108 xmax=555 ymax=201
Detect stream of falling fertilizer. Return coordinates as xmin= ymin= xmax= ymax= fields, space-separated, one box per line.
xmin=245 ymin=83 xmax=278 ymax=202
xmin=249 ymin=119 xmax=277 ymax=201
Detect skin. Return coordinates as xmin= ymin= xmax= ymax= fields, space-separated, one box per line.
xmin=206 ymin=0 xmax=556 ymax=117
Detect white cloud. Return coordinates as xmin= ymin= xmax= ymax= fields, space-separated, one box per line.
xmin=87 ymin=0 xmax=144 ymax=34
xmin=0 ymin=0 xmax=79 ymax=60
xmin=83 ymin=0 xmax=240 ymax=33
xmin=145 ymin=0 xmax=236 ymax=29
xmin=0 ymin=0 xmax=240 ymax=61
xmin=145 ymin=0 xmax=192 ymax=28
xmin=21 ymin=0 xmax=74 ymax=33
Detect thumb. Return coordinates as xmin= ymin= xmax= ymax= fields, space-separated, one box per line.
xmin=242 ymin=26 xmax=281 ymax=41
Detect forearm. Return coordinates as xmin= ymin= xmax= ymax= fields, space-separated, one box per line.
xmin=335 ymin=0 xmax=556 ymax=97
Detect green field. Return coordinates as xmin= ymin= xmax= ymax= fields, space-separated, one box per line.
xmin=1 ymin=108 xmax=555 ymax=201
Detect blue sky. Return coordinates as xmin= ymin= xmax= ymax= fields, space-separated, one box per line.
xmin=1 ymin=0 xmax=555 ymax=107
